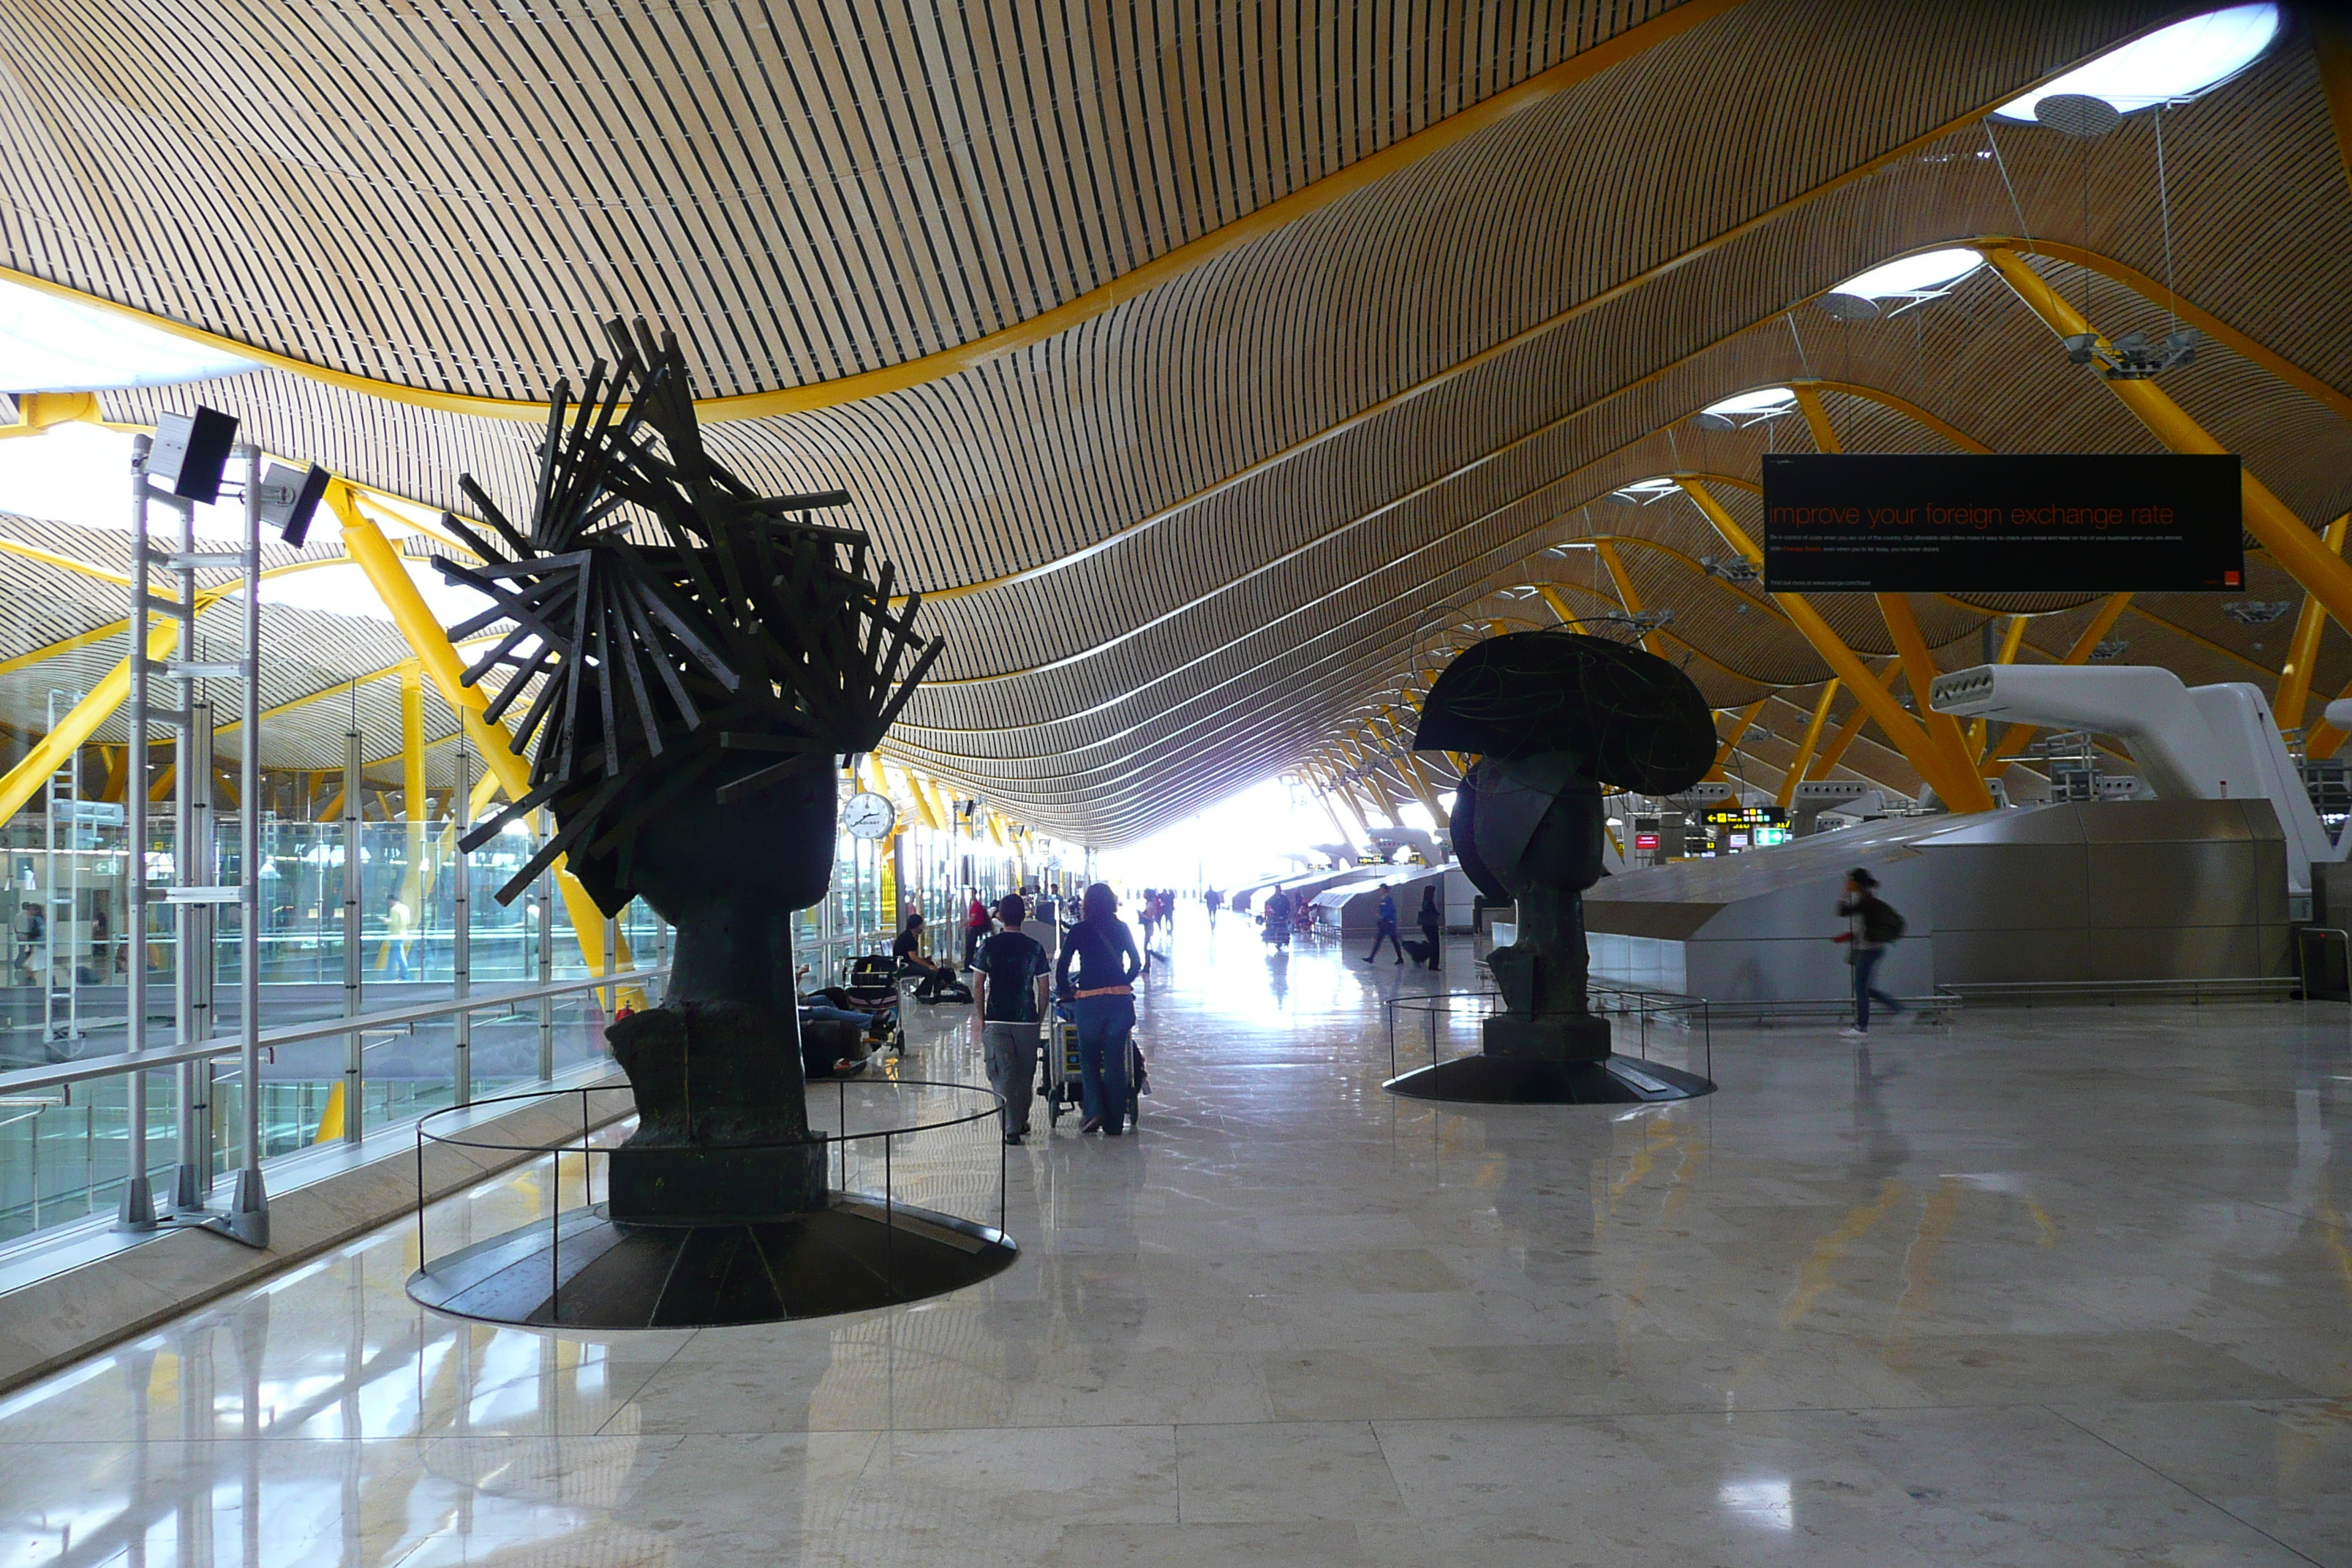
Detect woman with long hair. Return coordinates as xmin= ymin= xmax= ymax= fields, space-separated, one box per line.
xmin=1052 ymin=882 xmax=1144 ymax=1135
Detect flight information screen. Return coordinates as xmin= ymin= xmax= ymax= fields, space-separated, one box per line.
xmin=1760 ymin=453 xmax=2243 ymax=592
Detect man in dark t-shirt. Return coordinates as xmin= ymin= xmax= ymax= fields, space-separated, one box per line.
xmin=971 ymin=894 xmax=1052 ymax=1143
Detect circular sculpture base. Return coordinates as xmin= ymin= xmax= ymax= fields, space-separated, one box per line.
xmin=1384 ymin=1052 xmax=1714 ymax=1104
xmin=407 ymin=1194 xmax=1017 ymax=1328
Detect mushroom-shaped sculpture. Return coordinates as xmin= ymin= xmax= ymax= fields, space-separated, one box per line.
xmin=1393 ymin=630 xmax=1719 ymax=1103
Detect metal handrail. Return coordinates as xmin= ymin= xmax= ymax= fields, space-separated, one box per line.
xmin=0 ymin=966 xmax=669 ymax=1097
xmin=411 ymin=1079 xmax=1013 ymax=1302
xmin=1933 ymin=976 xmax=2297 ymax=1006
xmin=1382 ymin=987 xmax=1714 ymax=1084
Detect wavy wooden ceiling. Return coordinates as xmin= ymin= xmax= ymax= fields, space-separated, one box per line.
xmin=5 ymin=0 xmax=2349 ymax=840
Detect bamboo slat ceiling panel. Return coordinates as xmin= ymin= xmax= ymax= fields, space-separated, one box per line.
xmin=7 ymin=0 xmax=2350 ymax=840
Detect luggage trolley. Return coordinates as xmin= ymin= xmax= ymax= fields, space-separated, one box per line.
xmin=1040 ymin=1000 xmax=1142 ymax=1129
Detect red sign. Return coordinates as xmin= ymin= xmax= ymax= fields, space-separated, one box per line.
xmin=1634 ymin=832 xmax=1660 ymax=851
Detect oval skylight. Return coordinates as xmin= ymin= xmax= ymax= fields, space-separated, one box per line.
xmin=1991 ymin=4 xmax=2278 ymax=123
xmin=1833 ymin=249 xmax=1984 ymax=301
xmin=0 ymin=276 xmax=259 ymax=393
xmin=1702 ymin=388 xmax=1796 ymax=418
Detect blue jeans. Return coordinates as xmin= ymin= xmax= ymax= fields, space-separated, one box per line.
xmin=1071 ymin=995 xmax=1134 ymax=1133
xmin=1853 ymin=946 xmax=1902 ymax=1029
xmin=388 ymin=941 xmax=410 ymax=981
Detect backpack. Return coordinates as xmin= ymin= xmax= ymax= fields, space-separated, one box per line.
xmin=1862 ymin=898 xmax=1906 ymax=946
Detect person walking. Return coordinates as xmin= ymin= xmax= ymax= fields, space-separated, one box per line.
xmin=962 ymin=892 xmax=990 ymax=972
xmin=383 ymin=889 xmax=414 ymax=981
xmin=1415 ymin=886 xmax=1442 ymax=970
xmin=973 ymin=894 xmax=1052 ymax=1145
xmin=1205 ymin=887 xmax=1222 ymax=928
xmin=1053 ymin=882 xmax=1142 ymax=1136
xmin=1362 ymin=883 xmax=1404 ymax=964
xmin=1833 ymin=869 xmax=1907 ymax=1038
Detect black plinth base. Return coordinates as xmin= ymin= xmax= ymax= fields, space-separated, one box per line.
xmin=406 ymin=1196 xmax=1017 ymax=1328
xmin=1384 ymin=1052 xmax=1714 ymax=1104
xmin=1482 ymin=1014 xmax=1612 ymax=1062
xmin=606 ymin=1140 xmax=828 ymax=1221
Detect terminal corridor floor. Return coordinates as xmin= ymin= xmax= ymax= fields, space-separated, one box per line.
xmin=4 ymin=915 xmax=2352 ymax=1566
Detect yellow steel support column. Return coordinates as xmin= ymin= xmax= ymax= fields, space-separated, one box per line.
xmin=1335 ymin=734 xmax=1401 ymax=824
xmin=1533 ymin=584 xmax=1578 ymax=627
xmin=1674 ymin=475 xmax=1980 ymax=806
xmin=1983 ymin=247 xmax=2352 ymax=637
xmin=1704 ymin=698 xmax=1770 ymax=784
xmin=1876 ymin=593 xmax=1994 ymax=810
xmin=0 ymin=617 xmax=181 ymax=830
xmin=1984 ymin=593 xmax=2134 ymax=769
xmin=2275 ymin=513 xmax=2351 ymax=731
xmin=892 ymin=761 xmax=944 ymax=829
xmin=1379 ymin=704 xmax=1450 ymax=822
xmin=1306 ymin=763 xmax=1369 ymax=845
xmin=1969 ymin=614 xmax=2032 ymax=759
xmin=331 ymin=484 xmax=632 ymax=986
xmin=1592 ymin=541 xmax=1660 ymax=654
xmin=1810 ymin=660 xmax=1906 ymax=780
xmin=1776 ymin=682 xmax=1840 ymax=807
xmin=2304 ymin=686 xmax=2352 ymax=758
xmin=1792 ymin=385 xmax=1842 ymax=454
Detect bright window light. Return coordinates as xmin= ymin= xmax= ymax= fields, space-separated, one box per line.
xmin=1701 ymin=388 xmax=1796 ymax=418
xmin=1834 ymin=249 xmax=1984 ymax=301
xmin=0 ymin=276 xmax=258 ymax=393
xmin=1991 ymin=4 xmax=2278 ymax=122
xmin=260 ymin=559 xmax=495 ymax=628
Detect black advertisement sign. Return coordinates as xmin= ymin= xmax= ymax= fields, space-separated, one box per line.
xmin=1760 ymin=453 xmax=2243 ymax=592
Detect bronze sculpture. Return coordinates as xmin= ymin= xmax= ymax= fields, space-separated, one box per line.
xmin=407 ymin=322 xmax=1014 ymax=1326
xmin=1397 ymin=629 xmax=1718 ymax=1103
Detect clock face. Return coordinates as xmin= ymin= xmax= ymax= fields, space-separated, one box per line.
xmin=843 ymin=790 xmax=897 ymax=839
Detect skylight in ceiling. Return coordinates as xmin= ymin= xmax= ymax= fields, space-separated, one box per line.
xmin=1694 ymin=388 xmax=1797 ymax=429
xmin=0 ymin=276 xmax=259 ymax=393
xmin=1836 ymin=249 xmax=1984 ymax=301
xmin=1990 ymin=4 xmax=2279 ymax=123
xmin=1608 ymin=477 xmax=1682 ymax=505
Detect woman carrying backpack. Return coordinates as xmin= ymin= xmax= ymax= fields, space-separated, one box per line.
xmin=1833 ymin=868 xmax=1906 ymax=1038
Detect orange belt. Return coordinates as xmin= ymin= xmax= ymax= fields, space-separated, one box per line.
xmin=1073 ymin=985 xmax=1133 ymax=999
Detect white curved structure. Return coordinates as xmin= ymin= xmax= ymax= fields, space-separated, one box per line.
xmin=1931 ymin=663 xmax=2340 ymax=892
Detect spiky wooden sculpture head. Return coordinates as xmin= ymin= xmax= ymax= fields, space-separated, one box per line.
xmin=438 ymin=318 xmax=942 ymax=917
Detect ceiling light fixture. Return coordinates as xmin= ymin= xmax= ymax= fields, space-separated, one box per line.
xmin=2062 ymin=325 xmax=2197 ymax=380
xmin=2220 ymin=600 xmax=2294 ymax=626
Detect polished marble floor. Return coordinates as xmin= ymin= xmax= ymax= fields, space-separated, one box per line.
xmin=4 ymin=912 xmax=2351 ymax=1566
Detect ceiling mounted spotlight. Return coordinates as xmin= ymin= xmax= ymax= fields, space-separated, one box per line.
xmin=2063 ymin=326 xmax=2197 ymax=380
xmin=2220 ymin=600 xmax=2295 ymax=625
xmin=1818 ymin=293 xmax=1880 ymax=323
xmin=2089 ymin=638 xmax=2132 ymax=663
xmin=1700 ymin=553 xmax=1760 ymax=586
xmin=2035 ymin=92 xmax=2123 ymax=137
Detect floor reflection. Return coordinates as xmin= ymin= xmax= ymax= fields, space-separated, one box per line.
xmin=1 ymin=909 xmax=2349 ymax=1565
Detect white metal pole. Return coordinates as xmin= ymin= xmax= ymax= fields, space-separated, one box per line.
xmin=118 ymin=440 xmax=157 ymax=1230
xmin=227 ymin=445 xmax=266 ymax=1246
xmin=452 ymin=739 xmax=470 ymax=1106
xmin=341 ymin=727 xmax=362 ymax=1144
